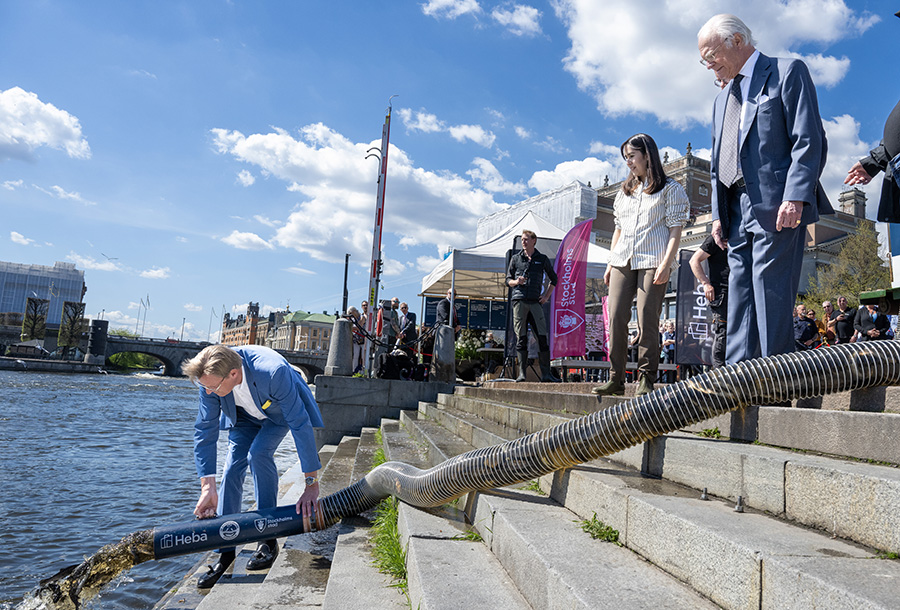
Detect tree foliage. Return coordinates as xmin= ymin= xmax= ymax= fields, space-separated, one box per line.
xmin=108 ymin=328 xmax=161 ymax=369
xmin=22 ymin=297 xmax=49 ymax=341
xmin=801 ymin=220 xmax=889 ymax=311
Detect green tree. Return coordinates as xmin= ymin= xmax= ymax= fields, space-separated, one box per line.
xmin=57 ymin=301 xmax=87 ymax=359
xmin=801 ymin=220 xmax=890 ymax=311
xmin=108 ymin=328 xmax=162 ymax=369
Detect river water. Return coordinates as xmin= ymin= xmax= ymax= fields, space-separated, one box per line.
xmin=0 ymin=370 xmax=299 ymax=609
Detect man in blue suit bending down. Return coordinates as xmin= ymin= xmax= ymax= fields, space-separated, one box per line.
xmin=182 ymin=344 xmax=324 ymax=588
xmin=698 ymin=14 xmax=833 ymax=364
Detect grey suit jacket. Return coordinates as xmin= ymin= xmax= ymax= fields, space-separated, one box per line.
xmin=710 ymin=52 xmax=834 ymax=234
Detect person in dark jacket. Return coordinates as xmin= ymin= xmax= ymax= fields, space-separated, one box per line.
xmin=854 ymin=304 xmax=891 ymax=341
xmin=506 ymin=229 xmax=559 ymax=382
xmin=845 ymin=98 xmax=900 ymax=224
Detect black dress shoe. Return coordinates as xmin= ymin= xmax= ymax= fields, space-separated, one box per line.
xmin=246 ymin=542 xmax=279 ymax=570
xmin=197 ymin=560 xmax=230 ymax=589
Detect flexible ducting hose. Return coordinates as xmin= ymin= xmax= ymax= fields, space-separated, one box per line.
xmin=35 ymin=341 xmax=900 ymax=606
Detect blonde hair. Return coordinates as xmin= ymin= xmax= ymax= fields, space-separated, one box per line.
xmin=181 ymin=344 xmax=241 ymax=381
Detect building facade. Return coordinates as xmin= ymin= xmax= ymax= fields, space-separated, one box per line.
xmin=0 ymin=260 xmax=87 ymax=352
xmin=220 ymin=303 xmax=336 ymax=353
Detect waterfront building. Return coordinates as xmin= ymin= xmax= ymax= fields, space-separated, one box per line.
xmin=0 ymin=260 xmax=87 ymax=352
xmin=220 ymin=303 xmax=336 ymax=353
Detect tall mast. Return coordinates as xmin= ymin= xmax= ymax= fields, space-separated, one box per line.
xmin=364 ymin=96 xmax=397 ymax=373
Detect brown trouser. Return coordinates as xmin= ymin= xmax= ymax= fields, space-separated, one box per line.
xmin=607 ymin=264 xmax=666 ymax=381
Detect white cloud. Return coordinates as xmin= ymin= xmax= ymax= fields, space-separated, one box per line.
xmin=448 ymin=124 xmax=496 ymax=147
xmin=491 ymin=4 xmax=542 ymax=37
xmin=65 ymin=252 xmax=121 ymax=272
xmin=382 ymin=258 xmax=408 ymax=277
xmin=551 ymin=0 xmax=876 ymax=128
xmin=176 ymin=236 xmax=189 ymax=243
xmin=397 ymin=108 xmax=445 ymax=133
xmin=589 ymin=141 xmax=619 ymax=157
xmin=184 ymin=303 xmax=203 ymax=312
xmin=140 ymin=266 xmax=171 ymax=279
xmin=34 ymin=184 xmax=96 ymax=206
xmin=254 ymin=215 xmax=281 ymax=228
xmin=536 ymin=135 xmax=568 ymax=154
xmin=399 ymin=107 xmax=496 ymax=148
xmin=237 ymin=169 xmax=256 ymax=186
xmin=416 ymin=254 xmax=443 ymax=273
xmin=221 ymin=230 xmax=274 ymax=250
xmin=0 ymin=87 xmax=91 ymax=161
xmin=2 ymin=179 xmax=23 ymax=190
xmin=528 ymin=156 xmax=619 ymax=192
xmin=820 ymin=114 xmax=881 ymax=217
xmin=10 ymin=231 xmax=35 ymax=245
xmin=514 ymin=126 xmax=532 ymax=139
xmin=211 ymin=123 xmax=505 ymax=264
xmin=467 ymin=158 xmax=527 ymax=195
xmin=285 ymin=265 xmax=316 ymax=275
xmin=422 ymin=0 xmax=481 ymax=19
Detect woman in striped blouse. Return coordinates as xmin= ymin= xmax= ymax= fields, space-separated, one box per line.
xmin=592 ymin=133 xmax=689 ymax=397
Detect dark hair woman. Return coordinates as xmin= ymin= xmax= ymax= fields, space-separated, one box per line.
xmin=592 ymin=133 xmax=690 ymax=397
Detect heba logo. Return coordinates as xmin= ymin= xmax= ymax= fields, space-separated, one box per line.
xmin=255 ymin=518 xmax=267 ymax=533
xmin=161 ymin=534 xmax=174 ymax=549
xmin=219 ymin=520 xmax=241 ymax=541
xmin=173 ymin=531 xmax=208 ymax=546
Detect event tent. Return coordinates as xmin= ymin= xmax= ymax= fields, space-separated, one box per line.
xmin=420 ymin=211 xmax=610 ymax=299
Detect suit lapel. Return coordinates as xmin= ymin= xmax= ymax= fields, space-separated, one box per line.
xmin=742 ymin=53 xmax=772 ymax=148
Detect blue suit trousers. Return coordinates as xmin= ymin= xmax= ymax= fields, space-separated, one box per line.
xmin=725 ymin=188 xmax=804 ymax=364
xmin=217 ymin=407 xmax=289 ymax=552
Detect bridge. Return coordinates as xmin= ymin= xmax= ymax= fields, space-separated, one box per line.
xmin=102 ymin=335 xmax=328 ymax=380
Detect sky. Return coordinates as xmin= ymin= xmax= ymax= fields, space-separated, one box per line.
xmin=1 ymin=0 xmax=897 ymax=342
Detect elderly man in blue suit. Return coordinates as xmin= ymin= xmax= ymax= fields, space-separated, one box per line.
xmin=698 ymin=14 xmax=833 ymax=364
xmin=182 ymin=344 xmax=324 ymax=588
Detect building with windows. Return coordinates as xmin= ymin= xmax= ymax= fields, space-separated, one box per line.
xmin=0 ymin=260 xmax=87 ymax=352
xmin=220 ymin=303 xmax=336 ymax=353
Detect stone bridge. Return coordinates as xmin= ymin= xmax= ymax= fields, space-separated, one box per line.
xmin=103 ymin=335 xmax=327 ymax=380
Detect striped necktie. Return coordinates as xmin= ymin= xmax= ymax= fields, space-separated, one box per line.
xmin=718 ymin=74 xmax=744 ymax=187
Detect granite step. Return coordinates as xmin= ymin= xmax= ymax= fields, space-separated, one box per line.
xmin=323 ymin=427 xmax=407 ymax=610
xmin=427 ymin=396 xmax=900 ymax=554
xmin=414 ymin=394 xmax=900 ymax=608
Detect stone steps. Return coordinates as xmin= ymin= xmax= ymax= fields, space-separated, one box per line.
xmin=322 ymin=427 xmax=407 ymax=610
xmin=407 ymin=392 xmax=900 ymax=609
xmin=399 ymin=403 xmax=720 ymax=609
xmin=436 ymin=393 xmax=900 ymax=553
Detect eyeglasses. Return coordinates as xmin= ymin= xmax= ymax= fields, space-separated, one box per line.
xmin=196 ymin=375 xmax=227 ymax=393
xmin=400 ymin=306 xmax=408 ymax=310
xmin=699 ymin=37 xmax=731 ymax=67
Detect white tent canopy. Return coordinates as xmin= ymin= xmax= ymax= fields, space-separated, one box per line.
xmin=420 ymin=210 xmax=610 ymax=299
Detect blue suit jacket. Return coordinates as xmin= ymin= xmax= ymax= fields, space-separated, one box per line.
xmin=194 ymin=345 xmax=324 ymax=478
xmin=711 ymin=53 xmax=833 ymax=233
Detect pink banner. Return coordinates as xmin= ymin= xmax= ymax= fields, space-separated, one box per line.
xmin=550 ymin=219 xmax=594 ymax=358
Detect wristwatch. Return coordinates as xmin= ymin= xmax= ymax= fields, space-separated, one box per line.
xmin=305 ymin=476 xmax=318 ymax=486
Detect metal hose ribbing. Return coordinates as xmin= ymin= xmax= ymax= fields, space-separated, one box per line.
xmin=316 ymin=341 xmax=900 ymax=523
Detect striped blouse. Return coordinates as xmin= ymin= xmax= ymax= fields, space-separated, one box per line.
xmin=608 ymin=178 xmax=690 ymax=271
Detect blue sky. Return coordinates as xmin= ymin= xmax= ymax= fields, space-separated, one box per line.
xmin=1 ymin=0 xmax=896 ymax=341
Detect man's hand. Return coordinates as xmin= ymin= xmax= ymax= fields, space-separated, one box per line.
xmin=296 ymin=479 xmax=320 ymax=530
xmin=702 ymin=283 xmax=716 ymax=304
xmin=603 ymin=266 xmax=611 ymax=286
xmin=195 ymin=477 xmax=218 ymax=519
xmin=776 ymin=200 xmax=803 ymax=231
xmin=844 ymin=161 xmax=872 ymax=186
xmin=711 ymin=220 xmax=727 ymax=250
